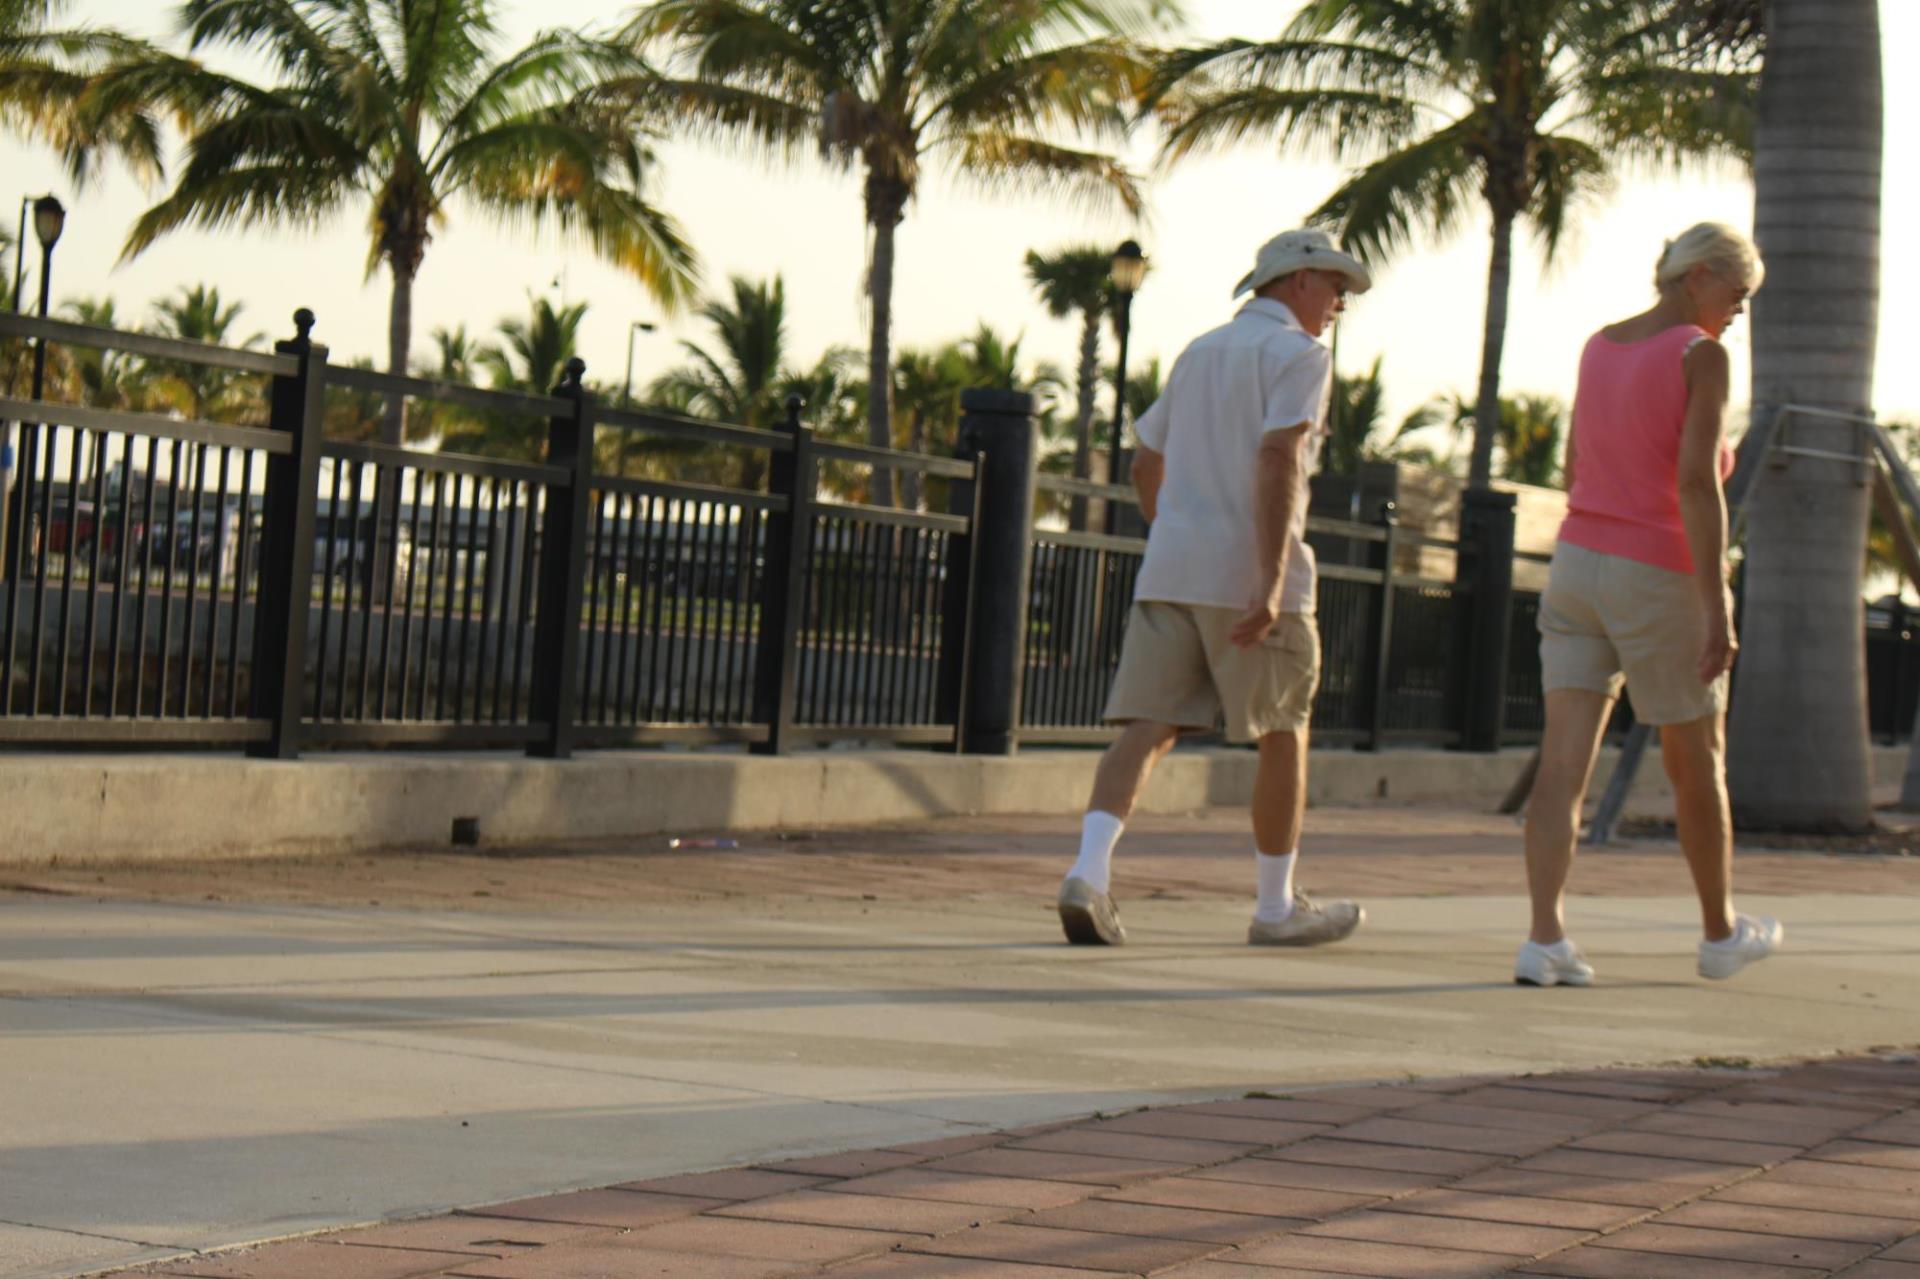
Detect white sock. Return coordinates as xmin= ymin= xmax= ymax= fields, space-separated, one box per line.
xmin=1253 ymin=850 xmax=1297 ymax=923
xmin=1533 ymin=938 xmax=1574 ymax=957
xmin=1069 ymin=811 xmax=1124 ymax=894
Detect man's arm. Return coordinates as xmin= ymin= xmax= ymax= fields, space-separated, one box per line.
xmin=1677 ymin=336 xmax=1735 ymax=683
xmin=1230 ymin=422 xmax=1311 ymax=648
xmin=1130 ymin=445 xmax=1164 ymax=524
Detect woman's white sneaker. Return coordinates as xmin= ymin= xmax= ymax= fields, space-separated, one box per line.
xmin=1514 ymin=939 xmax=1595 ymax=987
xmin=1699 ymin=914 xmax=1783 ymax=980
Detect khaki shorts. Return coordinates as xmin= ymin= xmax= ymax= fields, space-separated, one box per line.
xmin=1538 ymin=542 xmax=1728 ymax=725
xmin=1103 ymin=601 xmax=1320 ymax=743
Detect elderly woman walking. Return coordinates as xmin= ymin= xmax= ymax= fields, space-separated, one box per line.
xmin=1518 ymin=222 xmax=1782 ymax=986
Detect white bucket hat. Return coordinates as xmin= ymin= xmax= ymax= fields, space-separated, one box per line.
xmin=1233 ymin=228 xmax=1373 ymax=298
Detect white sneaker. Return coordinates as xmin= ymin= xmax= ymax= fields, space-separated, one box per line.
xmin=1699 ymin=914 xmax=1783 ymax=980
xmin=1514 ymin=939 xmax=1595 ymax=987
xmin=1247 ymin=893 xmax=1364 ymax=947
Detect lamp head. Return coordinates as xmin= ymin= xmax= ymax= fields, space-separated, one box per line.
xmin=1110 ymin=239 xmax=1147 ymax=295
xmin=32 ymin=195 xmax=65 ymax=250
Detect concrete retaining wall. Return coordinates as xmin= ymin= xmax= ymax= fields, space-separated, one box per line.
xmin=4 ymin=744 xmax=1909 ymax=865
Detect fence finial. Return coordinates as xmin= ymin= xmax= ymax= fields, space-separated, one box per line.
xmin=292 ymin=309 xmax=316 ymax=345
xmin=784 ymin=393 xmax=805 ymax=427
xmin=557 ymin=356 xmax=586 ymax=396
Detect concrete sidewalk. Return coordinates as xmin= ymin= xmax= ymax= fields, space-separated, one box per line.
xmin=127 ymin=1051 xmax=1920 ymax=1278
xmin=3 ymin=804 xmax=1917 ymax=1278
xmin=8 ymin=744 xmax=1911 ymax=864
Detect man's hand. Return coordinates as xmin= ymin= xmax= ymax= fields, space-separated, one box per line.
xmin=1230 ymin=599 xmax=1280 ymax=649
xmin=1698 ymin=585 xmax=1738 ymax=683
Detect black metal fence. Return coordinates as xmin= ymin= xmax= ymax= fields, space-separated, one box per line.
xmin=6 ymin=310 xmax=1913 ymax=759
xmin=0 ymin=309 xmax=980 ymax=756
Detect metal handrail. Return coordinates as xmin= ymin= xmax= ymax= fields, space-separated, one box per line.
xmin=0 ymin=311 xmax=298 ymax=377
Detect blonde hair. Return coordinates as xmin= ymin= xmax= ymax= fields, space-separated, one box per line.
xmin=1655 ymin=222 xmax=1765 ymax=292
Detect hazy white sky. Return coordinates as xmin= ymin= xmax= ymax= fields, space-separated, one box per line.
xmin=4 ymin=0 xmax=1913 ymax=433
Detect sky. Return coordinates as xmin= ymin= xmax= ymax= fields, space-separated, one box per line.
xmin=2 ymin=0 xmax=1914 ymax=439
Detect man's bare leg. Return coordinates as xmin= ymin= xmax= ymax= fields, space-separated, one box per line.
xmin=1088 ymin=720 xmax=1181 ymax=820
xmin=1060 ymin=721 xmax=1179 ymax=945
xmin=1246 ymin=725 xmax=1363 ymax=945
xmin=1252 ymin=726 xmax=1307 ymax=854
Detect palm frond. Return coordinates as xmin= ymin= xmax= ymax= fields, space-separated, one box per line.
xmin=1145 ymin=36 xmax=1445 ymax=111
xmin=1158 ymin=84 xmax=1426 ymax=166
xmin=1308 ymin=120 xmax=1478 ymax=263
xmin=1573 ymin=64 xmax=1756 ymax=167
xmin=1526 ymin=133 xmax=1611 ymax=263
xmin=949 ymin=131 xmax=1143 ymax=216
xmin=931 ymin=38 xmax=1142 ymax=140
xmin=122 ymin=163 xmax=351 ymax=259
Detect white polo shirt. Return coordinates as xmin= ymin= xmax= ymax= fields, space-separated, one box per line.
xmin=1131 ymin=297 xmax=1332 ymax=614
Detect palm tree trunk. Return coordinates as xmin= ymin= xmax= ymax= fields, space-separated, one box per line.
xmin=1727 ymin=0 xmax=1882 ymax=831
xmin=1070 ymin=309 xmax=1099 ymax=532
xmin=866 ymin=210 xmax=900 ymax=508
xmin=372 ymin=252 xmax=420 ymax=605
xmin=385 ymin=257 xmax=416 ymax=447
xmin=1469 ymin=208 xmax=1516 ymax=491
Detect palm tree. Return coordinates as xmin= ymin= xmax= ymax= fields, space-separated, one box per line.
xmin=1495 ymin=393 xmax=1565 ymax=488
xmin=101 ymin=0 xmax=698 ymax=447
xmin=1024 ymin=245 xmax=1113 ymax=529
xmin=647 ymin=274 xmax=792 ymax=490
xmin=59 ymin=296 xmax=147 ymax=411
xmin=1726 ymin=0 xmax=1883 ymax=831
xmin=1150 ymin=0 xmax=1755 ymax=491
xmin=893 ymin=344 xmax=970 ymax=511
xmin=143 ymin=283 xmax=264 ymax=422
xmin=3 ymin=0 xmax=165 ymax=182
xmin=437 ymin=296 xmax=587 ymax=461
xmin=627 ymin=0 xmax=1164 ymax=506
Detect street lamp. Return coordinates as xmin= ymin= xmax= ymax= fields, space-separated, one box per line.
xmin=29 ymin=196 xmax=64 ymax=403
xmin=4 ymin=194 xmax=62 ymax=584
xmin=620 ymin=319 xmax=658 ymax=409
xmin=1105 ymin=239 xmax=1147 ymax=534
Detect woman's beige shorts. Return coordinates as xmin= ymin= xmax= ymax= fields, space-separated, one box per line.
xmin=1538 ymin=541 xmax=1727 ymax=725
xmin=1103 ymin=601 xmax=1320 ymax=743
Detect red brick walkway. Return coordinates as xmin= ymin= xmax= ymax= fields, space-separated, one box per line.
xmin=128 ymin=1053 xmax=1920 ymax=1279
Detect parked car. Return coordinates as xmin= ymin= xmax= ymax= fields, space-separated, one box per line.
xmin=144 ymin=504 xmax=265 ymax=585
xmin=313 ymin=510 xmax=411 ymax=594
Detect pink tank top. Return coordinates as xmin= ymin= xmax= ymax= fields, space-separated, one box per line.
xmin=1558 ymin=324 xmax=1733 ymax=576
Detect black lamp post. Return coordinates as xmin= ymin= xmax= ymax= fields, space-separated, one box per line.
xmin=29 ymin=196 xmax=65 ymax=403
xmin=1104 ymin=239 xmax=1147 ymax=534
xmin=3 ymin=196 xmax=62 ymax=583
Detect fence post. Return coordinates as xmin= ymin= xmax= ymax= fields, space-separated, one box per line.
xmin=936 ymin=431 xmax=985 ymax=747
xmin=1455 ymin=487 xmax=1517 ymax=752
xmin=527 ymin=358 xmax=590 ymax=759
xmin=1361 ymin=502 xmax=1398 ymax=752
xmin=248 ymin=309 xmax=328 ymax=759
xmin=751 ymin=395 xmax=814 ymax=754
xmin=957 ymin=388 xmax=1038 ymax=755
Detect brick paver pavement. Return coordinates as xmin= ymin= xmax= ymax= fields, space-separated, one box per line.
xmin=124 ymin=1052 xmax=1920 ymax=1278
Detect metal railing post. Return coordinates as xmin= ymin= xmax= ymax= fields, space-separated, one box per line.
xmin=527 ymin=358 xmax=590 ymax=759
xmin=935 ymin=440 xmax=983 ymax=748
xmin=1362 ymin=502 xmax=1398 ymax=752
xmin=957 ymin=388 xmax=1038 ymax=755
xmin=750 ymin=395 xmax=813 ymax=754
xmin=248 ymin=309 xmax=328 ymax=759
xmin=1455 ymin=487 xmax=1517 ymax=752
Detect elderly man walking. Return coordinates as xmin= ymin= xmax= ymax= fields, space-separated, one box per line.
xmin=1058 ymin=229 xmax=1371 ymax=948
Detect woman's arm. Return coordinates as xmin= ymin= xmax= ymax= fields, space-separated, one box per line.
xmin=1678 ymin=337 xmax=1736 ymax=682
